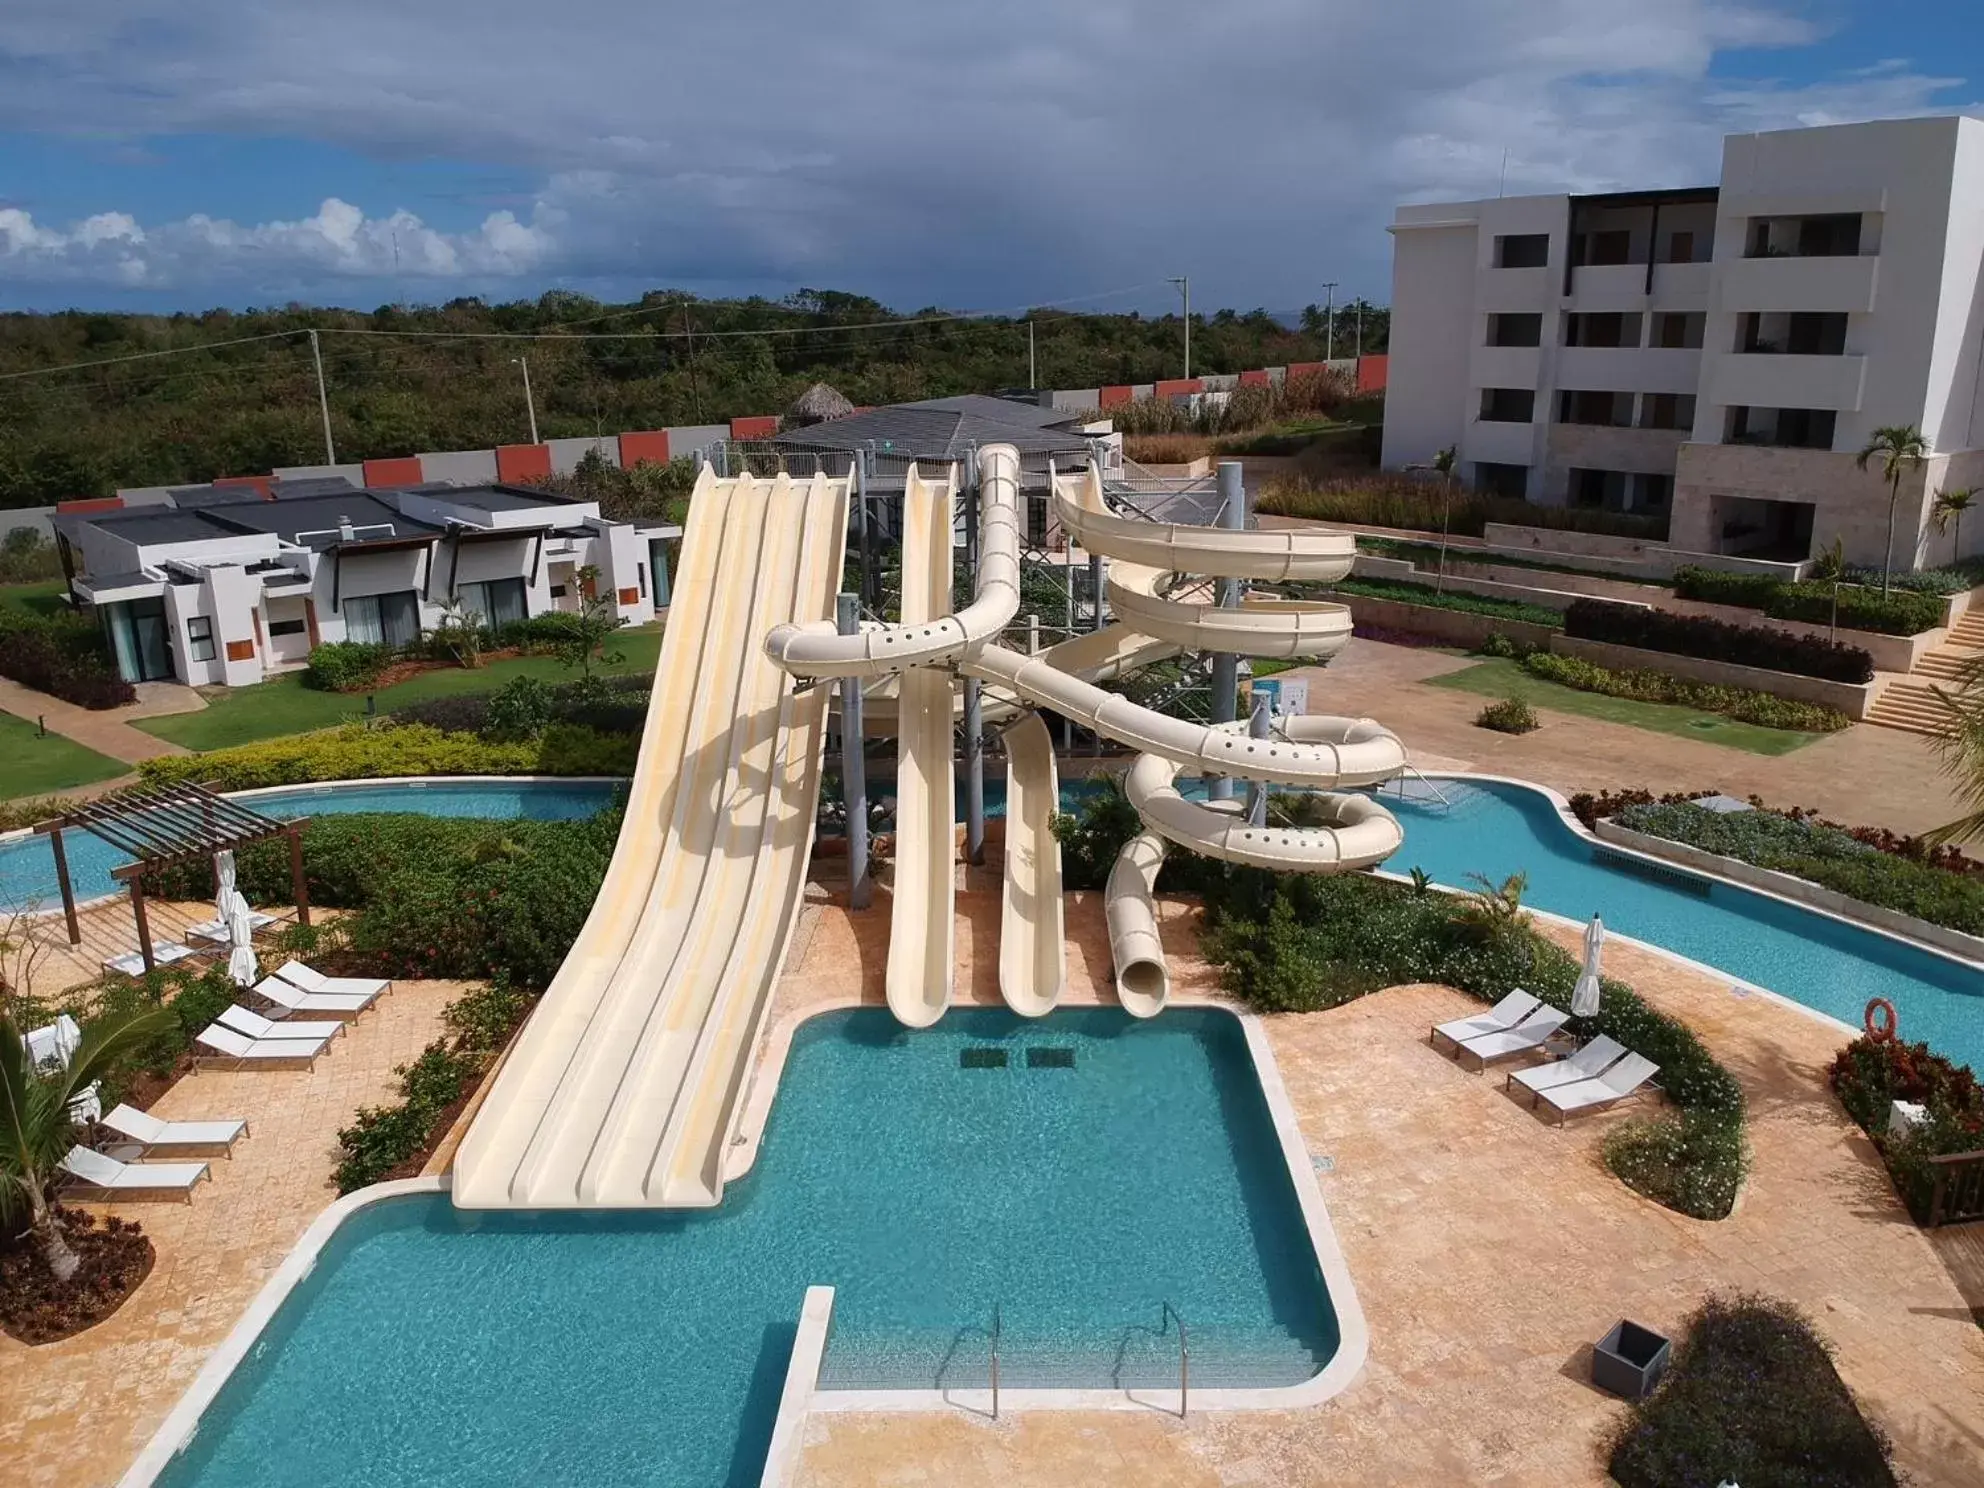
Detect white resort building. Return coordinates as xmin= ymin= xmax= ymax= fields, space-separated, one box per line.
xmin=51 ymin=477 xmax=674 ymax=687
xmin=1381 ymin=114 xmax=1984 ymax=569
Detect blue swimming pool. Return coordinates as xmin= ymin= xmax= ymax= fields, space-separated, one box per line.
xmin=1384 ymin=778 xmax=1982 ymax=1065
xmin=154 ymin=1008 xmax=1337 ymax=1488
xmin=0 ymin=779 xmax=619 ymax=912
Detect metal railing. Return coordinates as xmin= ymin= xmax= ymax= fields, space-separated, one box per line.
xmin=990 ymin=1303 xmax=1003 ymax=1419
xmin=1929 ymin=1149 xmax=1984 ymax=1227
xmin=1161 ymin=1301 xmax=1189 ymax=1417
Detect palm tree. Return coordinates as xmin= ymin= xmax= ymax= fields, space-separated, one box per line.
xmin=1449 ymin=871 xmax=1532 ymax=944
xmin=1929 ymin=651 xmax=1984 ymax=846
xmin=1432 ymin=445 xmax=1459 ymax=592
xmin=1810 ymin=536 xmax=1845 ymax=640
xmin=1933 ymin=486 xmax=1976 ymax=565
xmin=1855 ymin=425 xmax=1930 ymax=596
xmin=1 ymin=1008 xmax=170 ymax=1280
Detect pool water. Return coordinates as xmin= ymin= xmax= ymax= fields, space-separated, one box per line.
xmin=0 ymin=779 xmax=619 ymax=912
xmin=157 ymin=1008 xmax=1337 ymax=1488
xmin=1383 ymin=779 xmax=1983 ymax=1065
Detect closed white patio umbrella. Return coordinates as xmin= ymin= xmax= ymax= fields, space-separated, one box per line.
xmin=1572 ymin=914 xmax=1605 ymax=1018
xmin=226 ymin=889 xmax=260 ymax=988
xmin=214 ymin=849 xmax=239 ymax=926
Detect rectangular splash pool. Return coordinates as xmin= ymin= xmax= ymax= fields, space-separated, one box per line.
xmin=149 ymin=1008 xmax=1348 ymax=1488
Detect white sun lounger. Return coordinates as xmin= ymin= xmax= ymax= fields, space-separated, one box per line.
xmin=218 ymin=1005 xmax=345 ymax=1044
xmin=1432 ymin=989 xmax=1540 ymax=1053
xmin=194 ymin=1024 xmax=331 ymax=1069
xmin=254 ymin=976 xmax=377 ymax=1020
xmin=185 ymin=910 xmax=280 ymax=945
xmin=99 ymin=1103 xmax=248 ymax=1157
xmin=61 ymin=1145 xmax=210 ymax=1201
xmin=1535 ymin=1054 xmax=1662 ymax=1125
xmin=272 ymin=961 xmax=391 ymax=1000
xmin=1456 ymin=1006 xmax=1571 ymax=1070
xmin=102 ymin=941 xmax=199 ymax=976
xmin=1509 ymin=1035 xmax=1629 ymax=1102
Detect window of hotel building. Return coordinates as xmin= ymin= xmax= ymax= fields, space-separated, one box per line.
xmin=1573 ymin=229 xmax=1632 ymax=266
xmin=1494 ymin=233 xmax=1549 ymax=269
xmin=1726 ymin=406 xmax=1836 ymax=450
xmin=1636 ymin=473 xmax=1674 ymax=511
xmin=1564 ymin=312 xmax=1639 ymax=348
xmin=1639 ymin=393 xmax=1697 ymax=431
xmin=1653 ymin=312 xmax=1704 ymax=349
xmin=1474 ymin=462 xmax=1529 ymax=498
xmin=1487 ymin=313 xmax=1542 ymax=347
xmin=186 ymin=614 xmax=216 ymax=663
xmin=1558 ymin=389 xmax=1632 ymax=427
xmin=1664 ymin=230 xmax=1696 ymax=263
xmin=1479 ymin=387 xmax=1536 ymax=423
xmin=456 ymin=576 xmax=528 ymax=628
xmin=342 ymin=590 xmax=422 ymax=649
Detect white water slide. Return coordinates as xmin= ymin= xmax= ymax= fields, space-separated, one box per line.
xmin=766 ymin=447 xmax=1407 ymax=1026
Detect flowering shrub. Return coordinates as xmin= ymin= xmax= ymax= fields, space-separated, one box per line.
xmin=1830 ymin=1034 xmax=1984 ymax=1221
xmin=137 ymin=720 xmax=635 ymax=790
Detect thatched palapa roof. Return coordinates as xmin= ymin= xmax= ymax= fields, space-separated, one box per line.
xmin=787 ymin=382 xmax=855 ymax=425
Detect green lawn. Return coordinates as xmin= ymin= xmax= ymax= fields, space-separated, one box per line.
xmin=0 ymin=708 xmax=129 ymax=799
xmin=0 ymin=578 xmax=72 ymax=618
xmin=134 ymin=626 xmax=664 ymax=752
xmin=1427 ymin=658 xmax=1827 ymax=757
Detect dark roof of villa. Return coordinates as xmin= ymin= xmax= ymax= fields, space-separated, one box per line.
xmin=769 ymin=394 xmax=1092 ymax=459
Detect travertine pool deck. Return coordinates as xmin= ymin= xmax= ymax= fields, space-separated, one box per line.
xmin=7 ymin=888 xmax=1981 ymax=1487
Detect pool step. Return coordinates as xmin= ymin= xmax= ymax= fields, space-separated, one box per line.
xmin=816 ymin=1329 xmax=1327 ymax=1392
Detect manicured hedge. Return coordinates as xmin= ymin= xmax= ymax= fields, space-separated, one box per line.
xmin=1831 ymin=1033 xmax=1984 ymax=1222
xmin=303 ymin=641 xmax=392 ymax=692
xmin=0 ymin=606 xmax=136 ymax=709
xmin=1672 ymin=566 xmax=1944 ymax=636
xmin=1520 ymin=652 xmax=1850 ymax=732
xmin=1330 ymin=576 xmax=1564 ymax=628
xmin=1564 ymin=599 xmax=1874 ymax=683
xmin=1616 ymin=800 xmax=1984 ymax=935
xmin=135 ymin=721 xmax=636 ymax=791
xmin=1608 ymin=1293 xmax=1897 ymax=1488
xmin=393 ymin=673 xmax=651 ymax=739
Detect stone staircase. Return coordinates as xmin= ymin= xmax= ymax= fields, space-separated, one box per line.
xmin=1864 ymin=607 xmax=1984 ymax=736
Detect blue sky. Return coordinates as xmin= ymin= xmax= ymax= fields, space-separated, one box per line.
xmin=1 ymin=1 xmax=1978 ymax=317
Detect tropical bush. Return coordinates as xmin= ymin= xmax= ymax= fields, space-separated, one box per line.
xmin=136 ymin=721 xmax=636 ymax=791
xmin=1565 ymin=787 xmax=1714 ymax=831
xmin=0 ymin=604 xmax=135 ymax=709
xmin=0 ymin=528 xmax=64 ymax=583
xmin=333 ymin=974 xmax=531 ymax=1193
xmin=1328 ymin=576 xmax=1564 ymax=628
xmin=1475 ymin=696 xmax=1538 ymax=733
xmin=1830 ymin=1034 xmax=1984 ymax=1222
xmin=1607 ymin=1293 xmax=1896 ymax=1488
xmin=1050 ymin=777 xmax=1146 ymax=891
xmin=1846 ymin=557 xmax=1984 ymax=595
xmin=303 ymin=641 xmax=393 ymax=692
xmin=1519 ymin=652 xmax=1851 ymax=732
xmin=1475 ymin=631 xmax=1542 ymax=660
xmin=1672 ymin=565 xmax=1945 ymax=636
xmin=1096 ymin=368 xmax=1355 ymax=437
xmin=1193 ymin=867 xmax=1746 ymax=1217
xmin=392 ymin=672 xmax=651 ymax=740
xmin=1564 ymin=599 xmax=1875 ymax=683
xmin=1616 ymin=800 xmax=1984 ymax=935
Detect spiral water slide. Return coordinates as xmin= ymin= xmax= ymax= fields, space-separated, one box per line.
xmin=767 ymin=447 xmax=1407 ymax=1026
xmin=453 ymin=468 xmax=849 ymax=1210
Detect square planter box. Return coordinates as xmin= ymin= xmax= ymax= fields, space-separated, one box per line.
xmin=1592 ymin=1320 xmax=1670 ymax=1400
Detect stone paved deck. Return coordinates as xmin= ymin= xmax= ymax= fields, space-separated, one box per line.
xmin=0 ymin=980 xmax=458 ymax=1488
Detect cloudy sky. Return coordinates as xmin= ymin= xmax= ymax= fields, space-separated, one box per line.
xmin=1 ymin=1 xmax=1979 ymax=316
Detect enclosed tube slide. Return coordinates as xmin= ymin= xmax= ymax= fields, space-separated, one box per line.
xmin=1104 ymin=830 xmax=1169 ymax=1018
xmin=999 ymin=712 xmax=1065 ymax=1017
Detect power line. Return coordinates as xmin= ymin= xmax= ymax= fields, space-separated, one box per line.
xmin=0 ymin=330 xmax=303 ymax=383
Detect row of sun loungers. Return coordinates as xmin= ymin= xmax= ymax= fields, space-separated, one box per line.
xmin=1432 ymin=989 xmax=1661 ymax=1123
xmin=53 ymin=961 xmax=391 ymax=1204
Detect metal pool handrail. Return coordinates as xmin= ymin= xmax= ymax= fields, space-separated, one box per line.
xmin=1162 ymin=1300 xmax=1189 ymax=1417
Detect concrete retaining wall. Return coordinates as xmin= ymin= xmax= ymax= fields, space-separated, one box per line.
xmin=1551 ymin=635 xmax=1880 ymax=718
xmin=1657 ymin=594 xmax=1941 ymax=674
xmin=1593 ymin=820 xmax=1984 ymax=965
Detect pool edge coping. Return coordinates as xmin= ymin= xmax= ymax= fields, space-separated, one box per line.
xmin=735 ymin=994 xmax=1371 ymax=1416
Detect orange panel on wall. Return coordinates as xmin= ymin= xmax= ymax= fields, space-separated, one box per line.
xmin=496 ymin=444 xmax=553 ymax=482
xmin=1154 ymin=378 xmax=1203 ymax=399
xmin=1285 ymin=361 xmax=1327 ymax=380
xmin=57 ymin=497 xmax=123 ymax=513
xmin=1098 ymin=386 xmax=1133 ymax=409
xmin=1356 ymin=354 xmax=1389 ymax=393
xmin=224 ymin=639 xmax=256 ymax=662
xmin=1238 ymin=369 xmax=1271 ymax=387
xmin=363 ymin=457 xmax=425 ymax=487
xmin=619 ymin=430 xmax=672 ymax=467
xmin=617 ymin=587 xmax=640 ymax=606
xmin=730 ymin=414 xmax=780 ymax=440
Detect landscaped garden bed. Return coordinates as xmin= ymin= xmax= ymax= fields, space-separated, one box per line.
xmin=137 ymin=719 xmax=636 ymax=791
xmin=1480 ymin=642 xmax=1851 ymax=733
xmin=1565 ymin=599 xmax=1874 ymax=683
xmin=1607 ymin=1293 xmax=1898 ymax=1488
xmin=1831 ymin=1032 xmax=1984 ymax=1223
xmin=1257 ymin=477 xmax=1669 ymax=542
xmin=1673 ymin=564 xmax=1947 ymax=637
xmin=0 ymin=1209 xmax=154 ymax=1345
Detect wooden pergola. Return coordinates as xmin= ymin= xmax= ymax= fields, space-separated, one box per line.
xmin=34 ymin=782 xmax=311 ymax=973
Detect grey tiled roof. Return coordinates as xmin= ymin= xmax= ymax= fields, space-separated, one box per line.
xmin=768 ymin=395 xmax=1092 ymax=459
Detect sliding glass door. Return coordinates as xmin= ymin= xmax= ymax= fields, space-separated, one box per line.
xmin=101 ymin=597 xmax=174 ymax=682
xmin=342 ymin=590 xmax=422 ymax=650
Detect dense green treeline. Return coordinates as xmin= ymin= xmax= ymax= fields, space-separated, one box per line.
xmin=0 ymin=289 xmax=1389 ymax=507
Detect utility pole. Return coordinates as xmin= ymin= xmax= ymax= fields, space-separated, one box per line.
xmin=1168 ymin=276 xmax=1191 ymax=380
xmin=512 ymin=356 xmax=540 ymax=444
xmin=679 ymin=298 xmax=704 ymax=422
xmin=1321 ymin=282 xmax=1339 ymax=362
xmin=308 ymin=330 xmax=336 ymax=464
xmin=1355 ymin=300 xmax=1364 ymax=357
xmin=1027 ymin=319 xmax=1037 ymax=389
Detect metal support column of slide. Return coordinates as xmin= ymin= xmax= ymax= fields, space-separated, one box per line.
xmin=1206 ymin=459 xmax=1245 ymax=801
xmin=962 ymin=447 xmax=986 ymax=867
xmin=1245 ymin=687 xmax=1271 ymax=825
xmin=854 ymin=452 xmax=873 ymax=615
xmin=837 ymin=593 xmax=873 ymax=910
